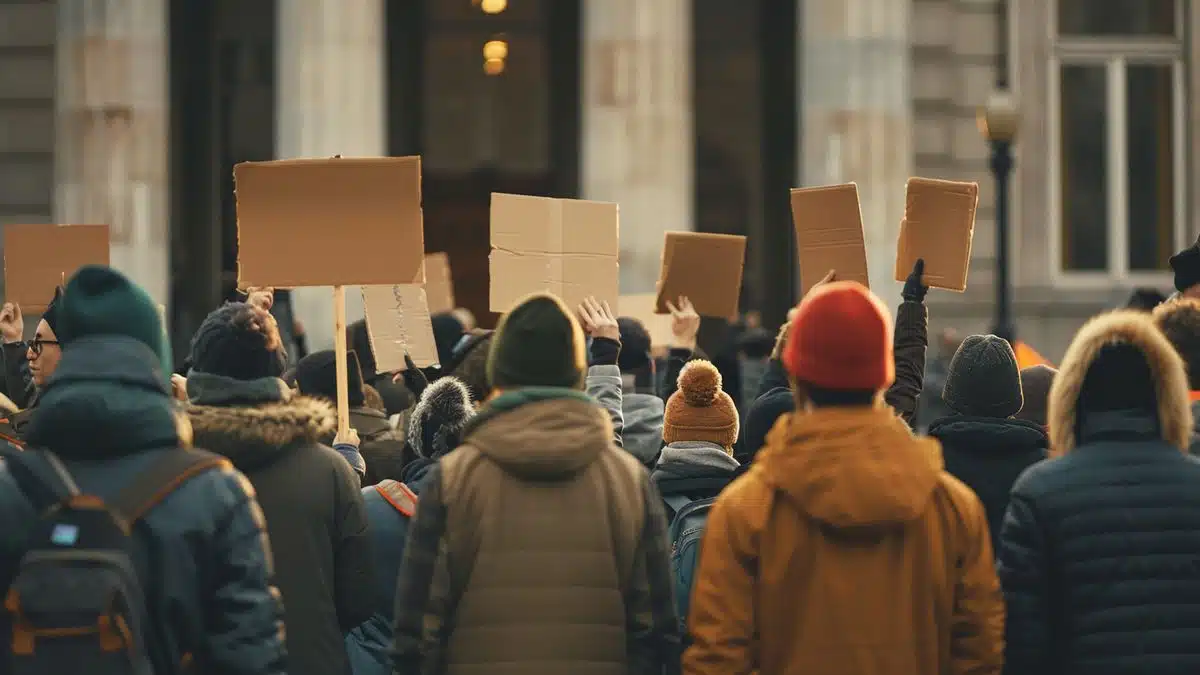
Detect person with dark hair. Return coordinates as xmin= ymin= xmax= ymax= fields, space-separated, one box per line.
xmin=1126 ymin=287 xmax=1168 ymax=312
xmin=294 ymin=349 xmax=408 ymax=485
xmin=1170 ymin=233 xmax=1200 ymax=299
xmin=440 ymin=328 xmax=494 ymax=404
xmin=927 ymin=334 xmax=1049 ymax=547
xmin=1014 ymin=364 xmax=1057 ymax=428
xmin=998 ymin=310 xmax=1200 ymax=674
xmin=1153 ymin=296 xmax=1200 ymax=453
xmin=685 ymin=281 xmax=1002 ymax=675
xmin=392 ymin=291 xmax=679 ymax=674
xmin=185 ymin=302 xmax=373 ymax=675
xmin=346 ymin=319 xmax=413 ymax=416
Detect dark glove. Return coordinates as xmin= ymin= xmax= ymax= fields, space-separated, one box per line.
xmin=401 ymin=354 xmax=430 ymax=399
xmin=902 ymin=258 xmax=928 ymax=303
xmin=589 ymin=337 xmax=621 ymax=367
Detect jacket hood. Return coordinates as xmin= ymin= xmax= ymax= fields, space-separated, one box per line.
xmin=927 ymin=415 xmax=1048 ymax=454
xmin=621 ymin=392 xmax=665 ymax=465
xmin=756 ymin=407 xmax=943 ymax=530
xmin=186 ymin=373 xmax=335 ymax=471
xmin=25 ymin=335 xmax=189 ymax=459
xmin=1049 ymin=310 xmax=1192 ymax=454
xmin=463 ymin=388 xmax=613 ymax=480
xmin=653 ymin=441 xmax=740 ymax=481
xmin=407 ymin=376 xmax=475 ymax=458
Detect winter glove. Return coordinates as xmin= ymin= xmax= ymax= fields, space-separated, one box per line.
xmin=902 ymin=258 xmax=929 ymax=303
xmin=400 ymin=354 xmax=430 ymax=398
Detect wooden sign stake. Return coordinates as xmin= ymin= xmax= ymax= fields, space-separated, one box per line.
xmin=332 ymin=285 xmax=351 ymax=436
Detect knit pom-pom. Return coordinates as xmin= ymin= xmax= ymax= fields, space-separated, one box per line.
xmin=678 ymin=359 xmax=722 ymax=407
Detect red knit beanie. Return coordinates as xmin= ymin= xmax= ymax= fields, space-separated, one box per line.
xmin=783 ymin=281 xmax=895 ymax=391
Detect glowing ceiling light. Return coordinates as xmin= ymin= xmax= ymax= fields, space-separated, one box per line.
xmin=480 ymin=0 xmax=507 ymax=14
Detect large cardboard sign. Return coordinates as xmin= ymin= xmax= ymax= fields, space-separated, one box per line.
xmin=618 ymin=294 xmax=673 ymax=348
xmin=790 ymin=183 xmax=870 ymax=295
xmin=894 ymin=177 xmax=978 ymax=292
xmin=234 ymin=156 xmax=425 ymax=288
xmin=423 ymin=252 xmax=456 ymax=314
xmin=489 ymin=193 xmax=619 ymax=313
xmin=654 ymin=231 xmax=746 ymax=319
xmin=4 ymin=224 xmax=110 ymax=310
xmin=361 ymin=284 xmax=439 ymax=372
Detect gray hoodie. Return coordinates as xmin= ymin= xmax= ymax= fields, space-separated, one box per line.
xmin=587 ymin=364 xmax=664 ymax=466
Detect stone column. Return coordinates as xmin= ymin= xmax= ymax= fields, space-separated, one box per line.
xmin=276 ymin=0 xmax=386 ymax=352
xmin=581 ymin=0 xmax=693 ymax=294
xmin=799 ymin=0 xmax=913 ymax=308
xmin=55 ymin=0 xmax=170 ymax=305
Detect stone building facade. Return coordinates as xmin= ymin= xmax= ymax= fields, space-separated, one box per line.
xmin=0 ymin=0 xmax=1194 ymax=360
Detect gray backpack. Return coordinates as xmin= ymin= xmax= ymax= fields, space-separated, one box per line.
xmin=0 ymin=446 xmax=225 ymax=675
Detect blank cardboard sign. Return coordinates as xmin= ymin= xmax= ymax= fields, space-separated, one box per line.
xmin=4 ymin=224 xmax=110 ymax=310
xmin=234 ymin=156 xmax=425 ymax=288
xmin=361 ymin=284 xmax=439 ymax=372
xmin=894 ymin=177 xmax=978 ymax=292
xmin=618 ymin=294 xmax=673 ymax=347
xmin=791 ymin=183 xmax=870 ymax=295
xmin=424 ymin=252 xmax=455 ymax=314
xmin=654 ymin=232 xmax=746 ymax=319
xmin=489 ymin=193 xmax=619 ymax=313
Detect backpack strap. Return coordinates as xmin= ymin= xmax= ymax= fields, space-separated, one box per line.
xmin=0 ymin=445 xmax=80 ymax=514
xmin=663 ymin=494 xmax=694 ymax=515
xmin=109 ymin=449 xmax=229 ymax=524
xmin=375 ymin=479 xmax=417 ymax=517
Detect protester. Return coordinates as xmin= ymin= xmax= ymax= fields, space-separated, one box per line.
xmin=430 ymin=312 xmax=465 ymax=367
xmin=1169 ymin=233 xmax=1200 ymax=299
xmin=735 ymin=326 xmax=774 ymax=418
xmin=997 ymin=310 xmax=1200 ymax=673
xmin=0 ymin=266 xmax=286 ymax=674
xmin=294 ymin=348 xmax=407 ymax=484
xmin=684 ymin=281 xmax=1003 ymax=675
xmin=392 ymin=291 xmax=679 ymax=674
xmin=1126 ymin=287 xmax=1168 ymax=312
xmin=0 ymin=289 xmax=64 ymax=438
xmin=1152 ymin=297 xmax=1200 ymax=454
xmin=918 ymin=327 xmax=963 ymax=430
xmin=347 ymin=319 xmax=413 ymax=416
xmin=185 ymin=301 xmax=373 ymax=675
xmin=398 ymin=375 xmax=475 ymax=492
xmin=440 ymin=328 xmax=494 ymax=404
xmin=602 ymin=315 xmax=667 ymax=463
xmin=1013 ymin=364 xmax=1057 ymax=428
xmin=927 ymin=334 xmax=1048 ymax=547
xmin=739 ymin=261 xmax=930 ymax=462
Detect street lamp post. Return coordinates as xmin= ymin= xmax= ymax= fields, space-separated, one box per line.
xmin=977 ymin=91 xmax=1019 ymax=343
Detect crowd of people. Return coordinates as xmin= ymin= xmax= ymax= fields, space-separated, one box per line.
xmin=0 ymin=240 xmax=1200 ymax=674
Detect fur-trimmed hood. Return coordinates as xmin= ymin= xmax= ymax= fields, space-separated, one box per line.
xmin=187 ymin=394 xmax=336 ymax=471
xmin=1048 ymin=310 xmax=1193 ymax=454
xmin=407 ymin=376 xmax=475 ymax=458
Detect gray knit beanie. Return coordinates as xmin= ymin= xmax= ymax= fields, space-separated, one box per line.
xmin=942 ymin=334 xmax=1024 ymax=418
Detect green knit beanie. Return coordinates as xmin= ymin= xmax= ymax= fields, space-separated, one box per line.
xmin=488 ymin=292 xmax=586 ymax=390
xmin=58 ymin=265 xmax=173 ymax=383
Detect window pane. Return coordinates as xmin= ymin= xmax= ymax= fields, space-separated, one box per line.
xmin=1126 ymin=63 xmax=1175 ymax=271
xmin=1060 ymin=64 xmax=1109 ymax=272
xmin=1058 ymin=0 xmax=1176 ymax=37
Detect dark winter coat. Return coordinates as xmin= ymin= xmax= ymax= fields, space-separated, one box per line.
xmin=319 ymin=406 xmax=407 ymax=486
xmin=0 ymin=335 xmax=286 ymax=674
xmin=740 ymin=299 xmax=929 ymax=463
xmin=186 ymin=371 xmax=374 ymax=675
xmin=927 ymin=414 xmax=1047 ymax=547
xmin=651 ymin=440 xmax=739 ymax=521
xmin=997 ymin=312 xmax=1200 ymax=675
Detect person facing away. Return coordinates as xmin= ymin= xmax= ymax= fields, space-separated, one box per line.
xmin=391 ymin=291 xmax=680 ymax=675
xmin=927 ymin=334 xmax=1048 ymax=546
xmin=1013 ymin=364 xmax=1057 ymax=429
xmin=997 ymin=310 xmax=1200 ymax=675
xmin=1152 ymin=297 xmax=1200 ymax=454
xmin=0 ymin=265 xmax=286 ymax=674
xmin=683 ymin=281 xmax=1003 ymax=675
xmin=184 ymin=302 xmax=373 ymax=675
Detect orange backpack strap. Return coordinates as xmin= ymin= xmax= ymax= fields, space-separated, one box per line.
xmin=375 ymin=479 xmax=417 ymax=517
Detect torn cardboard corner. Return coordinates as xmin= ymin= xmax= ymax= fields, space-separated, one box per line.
xmin=234 ymin=156 xmax=426 ymax=289
xmin=423 ymin=252 xmax=456 ymax=314
xmin=654 ymin=231 xmax=746 ymax=319
xmin=489 ymin=193 xmax=619 ymax=314
xmin=894 ymin=177 xmax=978 ymax=292
xmin=3 ymin=224 xmax=110 ymax=311
xmin=618 ymin=294 xmax=673 ymax=348
xmin=790 ymin=183 xmax=870 ymax=295
xmin=361 ymin=284 xmax=439 ymax=373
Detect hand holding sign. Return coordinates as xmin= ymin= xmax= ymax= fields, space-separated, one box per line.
xmin=666 ymin=297 xmax=700 ymax=351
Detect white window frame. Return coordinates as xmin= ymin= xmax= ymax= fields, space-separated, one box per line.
xmin=1047 ymin=0 xmax=1186 ymax=288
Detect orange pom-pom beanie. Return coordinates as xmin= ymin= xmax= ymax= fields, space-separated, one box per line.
xmin=662 ymin=360 xmax=739 ymax=451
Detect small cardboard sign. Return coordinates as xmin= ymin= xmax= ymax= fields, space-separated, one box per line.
xmin=653 ymin=231 xmax=746 ymax=319
xmin=894 ymin=177 xmax=978 ymax=292
xmin=361 ymin=284 xmax=439 ymax=373
xmin=790 ymin=183 xmax=869 ymax=295
xmin=234 ymin=156 xmax=425 ymax=288
xmin=618 ymin=294 xmax=673 ymax=347
xmin=423 ymin=252 xmax=456 ymax=314
xmin=3 ymin=224 xmax=110 ymax=310
xmin=489 ymin=193 xmax=619 ymax=313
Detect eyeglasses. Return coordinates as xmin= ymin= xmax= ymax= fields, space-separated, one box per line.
xmin=28 ymin=339 xmax=59 ymax=357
